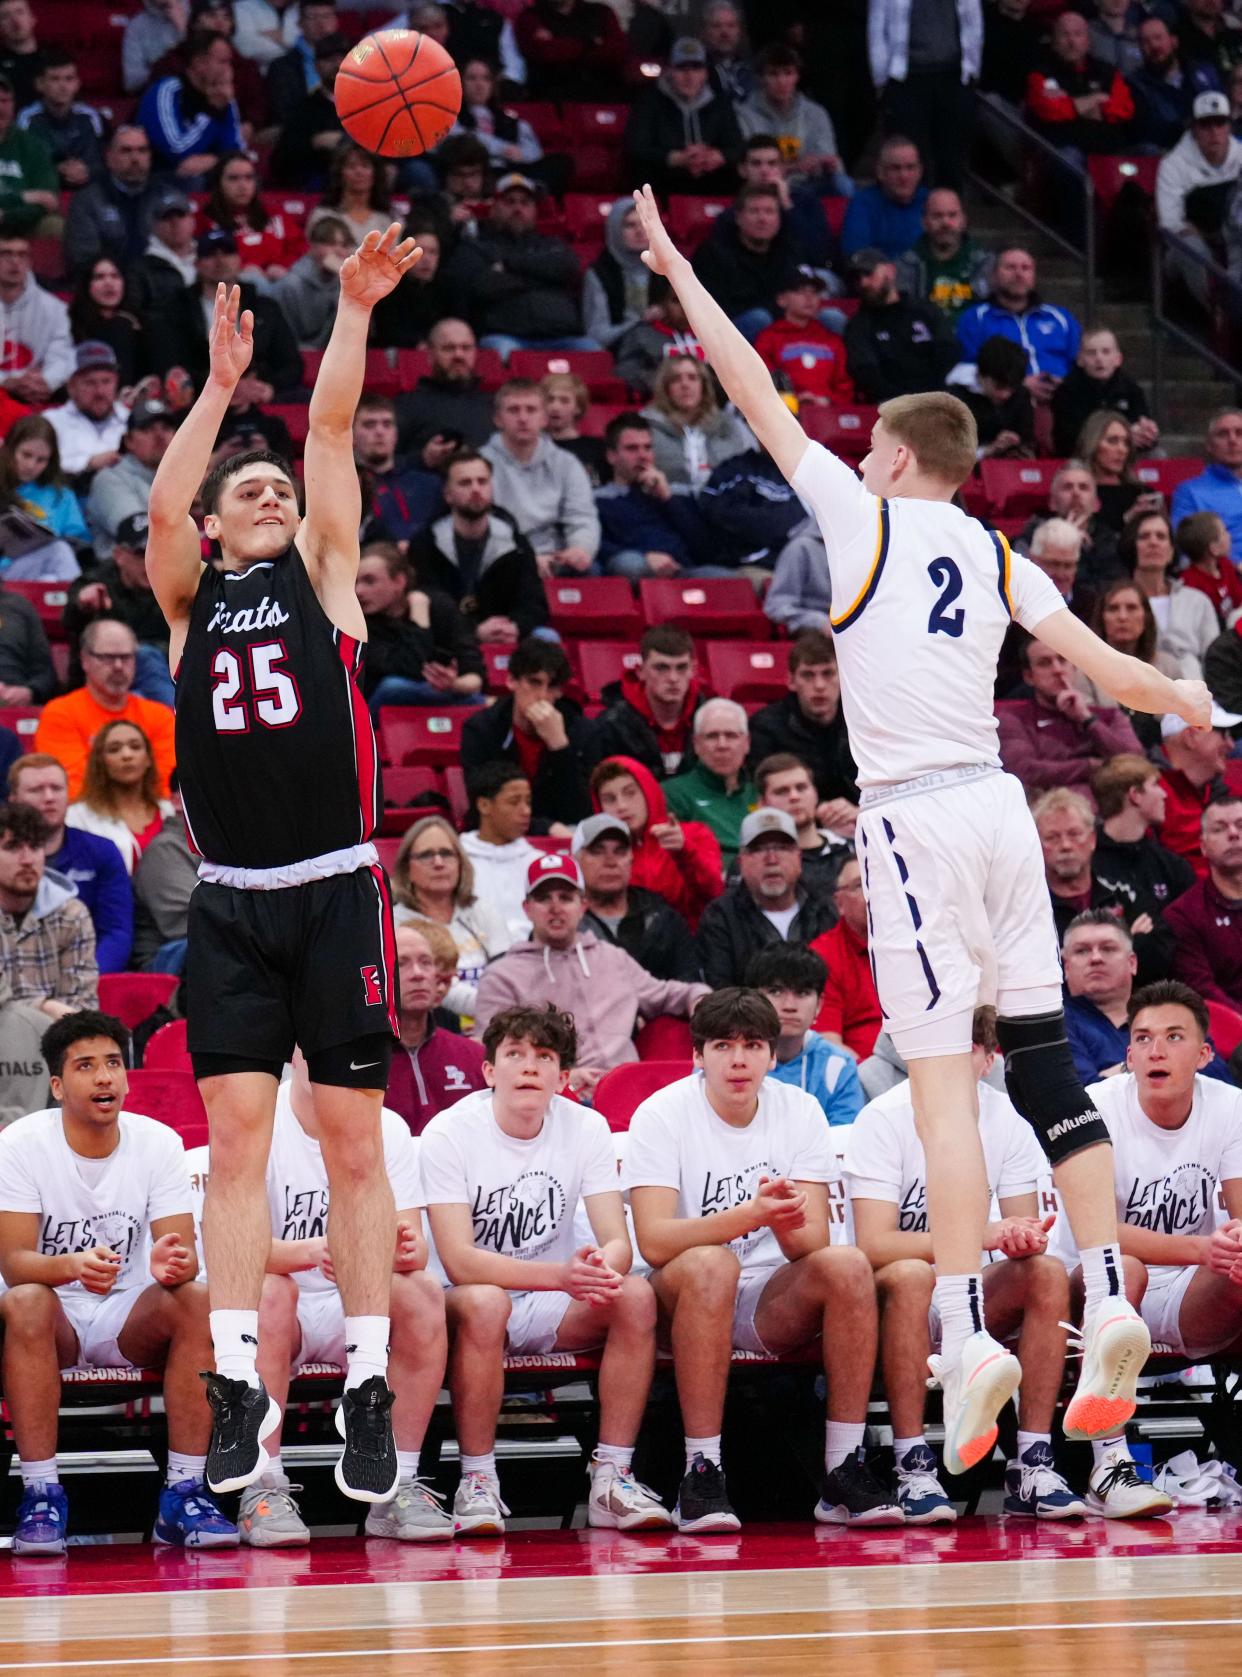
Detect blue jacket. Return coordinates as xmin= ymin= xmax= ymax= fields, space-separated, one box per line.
xmin=46 ymin=826 xmax=133 ymax=973
xmin=1170 ymin=462 xmax=1242 ymax=552
xmin=955 ymin=296 xmax=1082 ymax=379
xmin=768 ymin=1032 xmax=865 ymax=1126
xmin=841 ymin=183 xmax=928 ymax=259
xmin=1065 ymin=994 xmax=1234 ymax=1087
xmin=594 ymin=482 xmax=713 ymax=569
xmin=137 ymin=76 xmax=243 ymax=172
xmin=1127 ymin=59 xmax=1219 ymax=151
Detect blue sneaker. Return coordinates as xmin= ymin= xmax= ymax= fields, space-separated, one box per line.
xmin=154 ymin=1477 xmax=240 ymax=1548
xmin=894 ymin=1445 xmax=957 ymax=1525
xmin=1004 ymin=1441 xmax=1088 ymax=1519
xmin=13 ymin=1482 xmax=68 ymax=1555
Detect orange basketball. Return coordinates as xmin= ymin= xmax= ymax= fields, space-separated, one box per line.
xmin=334 ymin=30 xmax=462 ymax=158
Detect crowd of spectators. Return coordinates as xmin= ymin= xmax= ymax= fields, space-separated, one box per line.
xmin=0 ymin=0 xmax=1240 ymax=1138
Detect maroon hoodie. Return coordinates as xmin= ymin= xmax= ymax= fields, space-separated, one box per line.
xmin=1165 ymin=874 xmax=1242 ymax=1012
xmin=386 ymin=1025 xmax=487 ymax=1137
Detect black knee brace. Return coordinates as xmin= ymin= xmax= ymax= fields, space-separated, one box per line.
xmin=995 ymin=1010 xmax=1111 ymax=1167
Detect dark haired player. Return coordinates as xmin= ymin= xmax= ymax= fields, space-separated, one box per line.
xmin=146 ymin=227 xmax=422 ymax=1502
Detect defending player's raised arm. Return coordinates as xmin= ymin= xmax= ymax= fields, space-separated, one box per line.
xmin=1027 ymin=605 xmax=1211 ymax=726
xmin=299 ymin=224 xmax=421 ymax=594
xmin=632 ymin=186 xmax=809 ymax=484
xmin=147 ymin=282 xmax=249 ymax=636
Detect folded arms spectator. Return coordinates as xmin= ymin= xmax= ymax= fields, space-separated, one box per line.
xmin=1025 ymin=9 xmax=1135 ymax=162
xmin=624 ymin=36 xmax=741 ymax=197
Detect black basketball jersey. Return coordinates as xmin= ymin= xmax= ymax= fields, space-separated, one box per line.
xmin=175 ymin=545 xmax=382 ymax=869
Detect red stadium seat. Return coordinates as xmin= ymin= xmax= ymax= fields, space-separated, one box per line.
xmin=509 ymin=349 xmax=622 ymax=398
xmin=1133 ymin=457 xmax=1203 ymax=498
xmin=1208 ymin=1001 xmax=1242 ymax=1062
xmin=634 ymin=1017 xmax=693 ymax=1061
xmin=99 ymin=972 xmax=178 ymax=1032
xmin=639 ymin=577 xmax=767 ymax=638
xmin=380 ymin=766 xmax=446 ymax=832
xmin=563 ymin=193 xmax=619 ymax=239
xmin=395 ymin=346 xmax=507 ymax=390
xmin=0 ymin=706 xmax=42 ymax=738
xmin=481 ymin=644 xmax=515 ymax=692
xmin=594 ymin=1061 xmax=691 ymax=1131
xmin=799 ymin=404 xmax=879 ymax=464
xmin=667 ymin=195 xmax=731 ymax=247
xmin=565 ymin=104 xmax=629 ymax=147
xmin=2 ymin=579 xmax=72 ymax=639
xmin=374 ymin=835 xmax=403 ymax=874
xmin=823 ymin=196 xmax=849 ymax=239
xmin=506 ymin=102 xmax=569 ymax=150
xmin=378 ymin=706 xmax=469 ymax=767
xmin=528 ymin=833 xmax=571 ymax=853
xmin=705 ymin=640 xmax=791 ymax=703
xmin=570 ymin=146 xmax=626 ymax=192
xmin=1087 ymin=154 xmax=1158 ymax=215
xmin=264 ymin=403 xmax=311 ymax=449
xmin=575 ymin=639 xmax=642 ymax=701
xmin=261 ymin=190 xmax=319 ymax=225
xmin=124 ymin=1071 xmax=207 ymax=1148
xmin=979 ymin=458 xmax=1067 ymax=518
xmin=545 ymin=577 xmax=642 ymax=638
xmin=142 ymin=1019 xmax=189 ymax=1071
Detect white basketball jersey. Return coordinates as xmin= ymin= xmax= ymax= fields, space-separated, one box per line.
xmin=792 ymin=442 xmax=1065 ymax=789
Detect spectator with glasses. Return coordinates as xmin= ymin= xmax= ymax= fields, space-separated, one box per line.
xmin=34 ymin=618 xmax=176 ymax=800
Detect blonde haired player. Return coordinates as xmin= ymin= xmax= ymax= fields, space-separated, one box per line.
xmin=630 ymin=186 xmax=1212 ymax=1474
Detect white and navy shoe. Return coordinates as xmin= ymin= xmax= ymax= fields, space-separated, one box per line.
xmin=1086 ymin=1447 xmax=1174 ymax=1519
xmin=928 ymin=1330 xmax=1021 ymax=1477
xmin=1003 ymin=1442 xmax=1087 ymax=1519
xmin=894 ymin=1444 xmax=957 ymax=1525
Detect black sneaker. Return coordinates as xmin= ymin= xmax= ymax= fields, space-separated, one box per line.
xmin=815 ymin=1448 xmax=905 ymax=1526
xmin=673 ymin=1453 xmax=740 ymax=1533
xmin=202 ymin=1373 xmax=281 ymax=1494
xmin=334 ymin=1376 xmax=400 ymax=1503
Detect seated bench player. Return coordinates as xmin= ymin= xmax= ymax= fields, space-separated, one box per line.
xmin=625 ymin=988 xmax=901 ymax=1532
xmin=0 ymin=1010 xmax=236 ymax=1555
xmin=845 ymin=1006 xmax=1087 ymax=1524
xmin=244 ymin=1049 xmax=451 ymax=1546
xmin=1056 ymin=979 xmax=1242 ymax=1519
xmin=421 ymin=1003 xmax=671 ymax=1537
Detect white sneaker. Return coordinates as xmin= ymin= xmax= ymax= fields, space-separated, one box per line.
xmin=928 ymin=1330 xmax=1021 ymax=1477
xmin=1063 ymin=1299 xmax=1151 ymax=1441
xmin=587 ymin=1456 xmax=673 ymax=1531
xmin=1087 ymin=1447 xmax=1174 ymax=1519
xmin=452 ymin=1471 xmax=509 ymax=1536
xmin=365 ymin=1477 xmax=454 ymax=1541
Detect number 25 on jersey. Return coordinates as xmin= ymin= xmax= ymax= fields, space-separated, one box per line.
xmin=211 ymin=641 xmax=303 ymax=731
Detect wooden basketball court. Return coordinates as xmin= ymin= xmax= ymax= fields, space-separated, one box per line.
xmin=1 ymin=1517 xmax=1239 ymax=1675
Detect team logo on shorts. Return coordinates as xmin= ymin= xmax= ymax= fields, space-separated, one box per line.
xmin=361 ymin=965 xmax=383 ymax=1006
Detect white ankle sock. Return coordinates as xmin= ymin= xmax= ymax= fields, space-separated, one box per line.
xmin=460 ymin=1451 xmax=498 ymax=1483
xmin=893 ymin=1435 xmax=929 ymax=1468
xmin=685 ymin=1434 xmax=721 ymax=1472
xmin=166 ymin=1451 xmax=207 ymax=1486
xmin=1015 ymin=1431 xmax=1050 ymax=1462
xmin=344 ymin=1315 xmax=389 ymax=1390
xmin=19 ymin=1457 xmax=57 ymax=1488
xmin=932 ymin=1273 xmax=985 ymax=1363
xmin=593 ymin=1442 xmax=634 ymax=1472
xmin=210 ymin=1309 xmax=260 ymax=1386
xmin=1080 ymin=1244 xmax=1124 ymax=1314
xmin=824 ymin=1421 xmax=865 ymax=1476
xmin=397 ymin=1449 xmax=420 ymax=1483
xmin=1091 ymin=1433 xmax=1130 ymax=1469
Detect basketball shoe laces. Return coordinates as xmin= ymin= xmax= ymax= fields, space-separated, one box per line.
xmin=343 ymin=1378 xmax=396 ymax=1460
xmin=1092 ymin=1456 xmax=1147 ymax=1498
xmin=1013 ymin=1445 xmax=1069 ymax=1505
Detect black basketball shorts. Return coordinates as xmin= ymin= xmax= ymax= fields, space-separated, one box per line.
xmin=185 ymin=864 xmax=400 ymax=1077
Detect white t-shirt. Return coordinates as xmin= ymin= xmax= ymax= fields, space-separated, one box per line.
xmin=419 ymin=1089 xmax=618 ymax=1265
xmin=265 ymin=1085 xmax=423 ymax=1295
xmin=1054 ymin=1073 xmax=1242 ymax=1289
xmin=0 ymin=1109 xmax=191 ymax=1298
xmin=622 ymin=1071 xmax=838 ymax=1274
xmin=762 ymin=904 xmax=800 ymax=938
xmin=843 ymin=1081 xmax=1046 ymax=1247
xmin=791 ymin=441 xmax=1065 ymax=789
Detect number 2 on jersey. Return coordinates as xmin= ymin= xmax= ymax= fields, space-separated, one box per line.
xmin=926 ymin=557 xmax=965 ymax=638
xmin=211 ymin=641 xmax=302 ymax=732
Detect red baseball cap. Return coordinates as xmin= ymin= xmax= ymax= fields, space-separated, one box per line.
xmin=525 ymin=852 xmax=584 ymax=895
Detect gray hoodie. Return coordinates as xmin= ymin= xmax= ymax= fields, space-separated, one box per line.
xmin=270 ymin=252 xmax=339 ymax=349
xmin=763 ymin=518 xmax=831 ymax=634
xmin=87 ymin=452 xmax=156 ymax=560
xmin=0 ymin=272 xmax=74 ymax=393
xmin=582 ymin=197 xmax=652 ymax=350
xmin=481 ymin=432 xmax=600 ymax=559
xmin=122 ymin=1 xmax=185 ymax=95
xmin=736 ymin=90 xmax=848 ymax=191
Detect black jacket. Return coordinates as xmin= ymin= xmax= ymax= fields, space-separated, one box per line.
xmin=1206 ymin=627 xmax=1242 ymax=715
xmin=845 ymin=297 xmax=959 ymax=402
xmin=406 ymin=511 xmax=548 ymax=638
xmin=696 ymin=881 xmax=835 ymax=988
xmin=748 ymin=693 xmax=859 ymax=805
xmin=447 ymin=226 xmax=583 ymax=341
xmin=583 ymin=885 xmax=701 ymax=982
xmin=624 ymin=83 xmax=742 ymax=196
xmin=0 ymin=585 xmax=56 ymax=701
xmin=147 ymin=280 xmax=303 ymax=394
xmin=1051 ymin=365 xmax=1151 ymax=457
xmin=396 ymin=374 xmax=496 ymax=459
xmin=1086 ymin=827 xmax=1198 ymax=984
xmin=266 ymin=48 xmax=312 ymax=127
xmin=460 ymin=693 xmax=593 ymax=825
xmin=583 ymin=681 xmax=704 ymax=781
xmin=690 ymin=218 xmax=795 ymax=319
xmin=64 ymin=564 xmax=169 ymax=684
xmin=360 ymin=595 xmax=484 ymax=699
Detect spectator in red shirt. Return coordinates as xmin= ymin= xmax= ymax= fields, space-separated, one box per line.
xmin=589 ymin=754 xmax=722 ymax=929
xmin=385 ymin=922 xmax=487 ymax=1136
xmin=809 ymin=855 xmax=881 ymax=1060
xmin=755 ymin=266 xmax=853 ymax=407
xmin=515 ymin=0 xmax=626 ymax=103
xmin=1165 ymin=794 xmax=1242 ymax=1010
xmin=997 ymin=636 xmax=1143 ymax=802
xmin=1175 ymin=509 xmax=1242 ymax=627
xmin=197 ymin=150 xmax=301 ymax=281
xmin=1026 ymin=9 xmax=1135 ymax=163
xmin=1156 ymin=705 xmax=1242 ymax=874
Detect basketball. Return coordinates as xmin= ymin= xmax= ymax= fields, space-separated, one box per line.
xmin=334 ymin=30 xmax=462 ymax=158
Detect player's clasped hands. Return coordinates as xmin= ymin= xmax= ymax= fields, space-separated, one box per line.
xmin=393 ymin=1219 xmax=425 ymax=1274
xmin=150 ymin=1232 xmax=194 ymax=1287
xmin=72 ymin=1246 xmax=122 ymax=1295
xmin=986 ymin=1214 xmax=1056 ymax=1259
xmin=562 ymin=1245 xmax=623 ymax=1308
xmin=1207 ymin=1219 xmax=1242 ymax=1280
xmin=752 ymin=1175 xmax=807 ymax=1234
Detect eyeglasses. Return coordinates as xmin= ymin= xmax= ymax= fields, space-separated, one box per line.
xmin=410 ymin=848 xmax=456 ymax=863
xmin=84 ymin=651 xmax=136 ymax=665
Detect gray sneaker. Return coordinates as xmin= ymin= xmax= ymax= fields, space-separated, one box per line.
xmin=237 ymin=1472 xmax=310 ymax=1547
xmin=452 ymin=1471 xmax=509 ymax=1536
xmin=365 ymin=1477 xmax=454 ymax=1542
